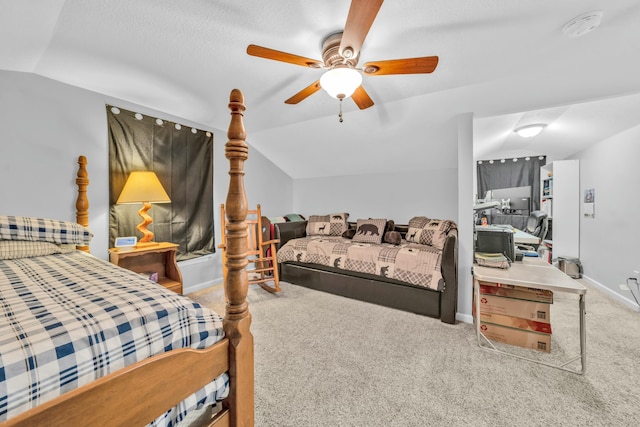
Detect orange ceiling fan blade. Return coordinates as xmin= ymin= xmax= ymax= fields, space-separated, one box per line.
xmin=247 ymin=44 xmax=323 ymax=68
xmin=351 ymin=85 xmax=374 ymax=110
xmin=363 ymin=56 xmax=439 ymax=75
xmin=284 ymin=81 xmax=322 ymax=104
xmin=339 ymin=0 xmax=384 ymax=60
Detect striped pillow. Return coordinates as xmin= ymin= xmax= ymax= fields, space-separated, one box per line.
xmin=0 ymin=240 xmax=76 ymax=260
xmin=0 ymin=216 xmax=93 ymax=245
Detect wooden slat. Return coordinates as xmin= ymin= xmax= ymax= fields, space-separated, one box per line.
xmin=340 ymin=0 xmax=384 ymax=59
xmin=209 ymin=409 xmax=230 ymax=427
xmin=285 ymin=81 xmax=322 ymax=104
xmin=247 ymin=44 xmax=322 ymax=68
xmin=363 ymin=56 xmax=439 ymax=75
xmin=3 ymin=341 xmax=229 ymax=427
xmin=351 ymin=85 xmax=375 ymax=110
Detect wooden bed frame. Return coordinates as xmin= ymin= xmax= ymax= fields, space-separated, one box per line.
xmin=4 ymin=89 xmax=254 ymax=426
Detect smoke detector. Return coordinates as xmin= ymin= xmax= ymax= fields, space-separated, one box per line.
xmin=562 ymin=11 xmax=603 ymax=38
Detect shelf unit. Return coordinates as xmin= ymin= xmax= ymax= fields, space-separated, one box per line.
xmin=540 ymin=160 xmax=580 ymax=259
xmin=109 ymin=242 xmax=183 ymax=294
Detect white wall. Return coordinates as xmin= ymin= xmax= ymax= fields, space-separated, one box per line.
xmin=293 ymin=169 xmax=458 ymax=223
xmin=570 ymin=124 xmax=640 ymax=310
xmin=457 ymin=113 xmax=474 ymax=323
xmin=292 ymin=144 xmax=468 ymax=319
xmin=0 ymin=70 xmax=293 ymax=293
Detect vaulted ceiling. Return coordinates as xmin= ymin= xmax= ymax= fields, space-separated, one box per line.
xmin=2 ymin=0 xmax=640 ymax=177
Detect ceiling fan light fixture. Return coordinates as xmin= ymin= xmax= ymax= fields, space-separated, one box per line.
xmin=320 ymin=67 xmax=362 ymax=99
xmin=515 ymin=124 xmax=546 ymax=138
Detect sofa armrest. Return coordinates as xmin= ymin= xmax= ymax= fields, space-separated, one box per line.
xmin=440 ymin=229 xmax=458 ymax=324
xmin=273 ymin=221 xmax=308 ymax=251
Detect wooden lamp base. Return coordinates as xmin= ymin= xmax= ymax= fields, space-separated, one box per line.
xmin=136 ymin=202 xmax=159 ymax=247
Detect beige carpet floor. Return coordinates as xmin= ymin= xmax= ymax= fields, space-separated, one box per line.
xmin=188 ymin=279 xmax=640 ymax=426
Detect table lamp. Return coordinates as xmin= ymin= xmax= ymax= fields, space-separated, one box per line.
xmin=116 ymin=171 xmax=171 ymax=246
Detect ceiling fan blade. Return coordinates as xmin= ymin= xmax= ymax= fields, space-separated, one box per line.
xmin=363 ymin=56 xmax=439 ymax=75
xmin=284 ymin=80 xmax=322 ymax=104
xmin=247 ymin=44 xmax=323 ymax=68
xmin=339 ymin=0 xmax=384 ymax=60
xmin=351 ymin=85 xmax=375 ymax=110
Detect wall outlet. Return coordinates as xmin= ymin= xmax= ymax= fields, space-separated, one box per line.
xmin=620 ymin=284 xmax=630 ymax=291
xmin=634 ymin=270 xmax=640 ymax=281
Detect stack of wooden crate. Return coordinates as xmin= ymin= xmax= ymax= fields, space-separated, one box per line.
xmin=474 ymin=279 xmax=553 ymax=352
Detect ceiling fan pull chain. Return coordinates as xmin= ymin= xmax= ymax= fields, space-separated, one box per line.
xmin=338 ymin=98 xmax=344 ymax=123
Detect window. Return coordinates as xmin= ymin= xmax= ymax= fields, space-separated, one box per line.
xmin=107 ymin=106 xmax=214 ymax=260
xmin=476 ymin=156 xmax=546 ymax=211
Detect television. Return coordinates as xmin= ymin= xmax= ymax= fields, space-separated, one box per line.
xmin=475 ymin=227 xmax=516 ymax=262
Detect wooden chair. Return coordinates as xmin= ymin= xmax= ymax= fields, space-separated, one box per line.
xmin=219 ymin=203 xmax=281 ymax=293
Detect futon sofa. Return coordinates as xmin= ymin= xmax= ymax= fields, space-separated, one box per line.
xmin=274 ymin=215 xmax=458 ymax=324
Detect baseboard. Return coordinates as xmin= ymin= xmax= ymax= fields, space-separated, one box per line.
xmin=183 ymin=278 xmax=222 ymax=295
xmin=582 ymin=274 xmax=640 ymax=312
xmin=457 ymin=312 xmax=473 ymax=324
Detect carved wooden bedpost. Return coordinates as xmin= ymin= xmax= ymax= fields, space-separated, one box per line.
xmin=223 ymin=89 xmax=255 ymax=426
xmin=75 ymin=155 xmax=90 ymax=253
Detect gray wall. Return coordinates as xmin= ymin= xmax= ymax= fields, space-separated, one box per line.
xmin=0 ymin=70 xmax=293 ymax=293
xmin=570 ymin=124 xmax=640 ymax=310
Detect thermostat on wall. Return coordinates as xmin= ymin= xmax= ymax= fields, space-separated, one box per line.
xmin=115 ymin=236 xmax=137 ymax=248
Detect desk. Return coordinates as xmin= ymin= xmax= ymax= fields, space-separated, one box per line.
xmin=473 ymin=257 xmax=587 ymax=374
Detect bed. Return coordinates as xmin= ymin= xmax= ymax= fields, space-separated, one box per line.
xmin=0 ymin=89 xmax=254 ymax=426
xmin=274 ymin=219 xmax=458 ymax=324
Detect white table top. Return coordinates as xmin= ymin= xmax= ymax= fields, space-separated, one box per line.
xmin=474 ymin=257 xmax=587 ymax=295
xmin=513 ymin=229 xmax=541 ymax=245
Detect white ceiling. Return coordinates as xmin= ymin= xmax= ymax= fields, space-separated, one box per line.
xmin=2 ymin=0 xmax=640 ymax=178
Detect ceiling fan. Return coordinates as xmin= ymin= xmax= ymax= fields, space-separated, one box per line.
xmin=246 ymin=0 xmax=439 ymax=117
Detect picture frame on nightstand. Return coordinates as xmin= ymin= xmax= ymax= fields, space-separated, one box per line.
xmin=115 ymin=236 xmax=137 ymax=248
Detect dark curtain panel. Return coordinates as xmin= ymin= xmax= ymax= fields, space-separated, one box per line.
xmin=107 ymin=106 xmax=214 ymax=261
xmin=477 ymin=155 xmax=546 ymax=211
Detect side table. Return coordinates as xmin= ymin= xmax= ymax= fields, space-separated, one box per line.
xmin=109 ymin=242 xmax=183 ymax=294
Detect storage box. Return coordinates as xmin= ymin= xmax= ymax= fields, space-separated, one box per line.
xmin=476 ymin=311 xmax=552 ymax=334
xmin=477 ymin=294 xmax=551 ymax=323
xmin=478 ymin=280 xmax=554 ymax=304
xmin=480 ymin=321 xmax=551 ymax=352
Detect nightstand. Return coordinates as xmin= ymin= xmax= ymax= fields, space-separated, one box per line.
xmin=109 ymin=242 xmax=183 ymax=294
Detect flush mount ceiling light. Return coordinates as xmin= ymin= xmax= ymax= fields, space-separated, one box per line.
xmin=515 ymin=124 xmax=546 ymax=138
xmin=562 ymin=11 xmax=603 ymax=38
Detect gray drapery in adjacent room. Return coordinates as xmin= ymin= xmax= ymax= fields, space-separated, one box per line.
xmin=476 ymin=155 xmax=546 ymax=211
xmin=107 ymin=106 xmax=214 ymax=261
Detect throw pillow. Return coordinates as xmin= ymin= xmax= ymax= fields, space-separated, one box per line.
xmin=383 ymin=231 xmax=402 ymax=245
xmin=405 ymin=216 xmax=430 ymax=243
xmin=417 ymin=219 xmax=457 ymax=250
xmin=342 ymin=228 xmax=356 ymax=239
xmin=306 ymin=213 xmax=349 ymax=236
xmin=352 ymin=218 xmax=387 ymax=244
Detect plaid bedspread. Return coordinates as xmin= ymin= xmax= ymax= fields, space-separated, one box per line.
xmin=277 ymin=236 xmax=445 ymax=291
xmin=0 ymin=251 xmax=228 ymax=426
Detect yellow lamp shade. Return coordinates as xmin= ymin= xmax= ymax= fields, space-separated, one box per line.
xmin=116 ymin=171 xmax=170 ymax=244
xmin=117 ymin=171 xmax=171 ymax=204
